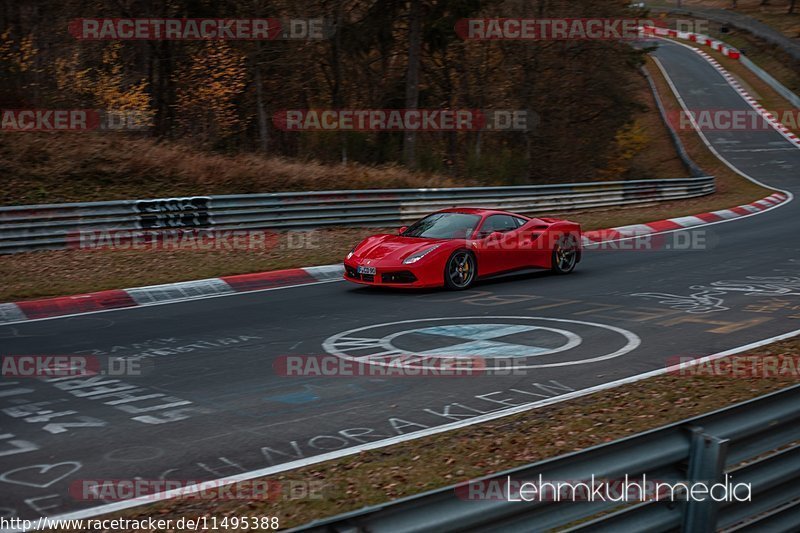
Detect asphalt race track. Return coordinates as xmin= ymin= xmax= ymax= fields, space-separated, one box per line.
xmin=1 ymin=39 xmax=799 ymax=520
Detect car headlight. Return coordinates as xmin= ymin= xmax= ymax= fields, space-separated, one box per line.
xmin=346 ymin=246 xmax=356 ymax=260
xmin=403 ymin=244 xmax=442 ymax=264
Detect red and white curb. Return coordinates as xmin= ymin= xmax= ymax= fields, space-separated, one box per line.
xmin=691 ymin=49 xmax=800 ymax=148
xmin=641 ymin=26 xmax=741 ymax=59
xmin=0 ymin=192 xmax=789 ymax=324
xmin=642 ymin=25 xmax=800 ymax=148
xmin=0 ymin=265 xmax=342 ymax=324
xmin=581 ymin=192 xmax=788 ymax=244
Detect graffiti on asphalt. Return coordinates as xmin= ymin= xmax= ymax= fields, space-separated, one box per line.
xmin=631 ymin=276 xmax=800 ymax=314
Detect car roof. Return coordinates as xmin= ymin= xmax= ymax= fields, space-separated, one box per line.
xmin=437 ymin=207 xmax=528 ymax=218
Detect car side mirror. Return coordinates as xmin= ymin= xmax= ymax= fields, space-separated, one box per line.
xmin=488 ymin=231 xmax=503 ymax=240
xmin=398 ymin=226 xmax=408 ymax=235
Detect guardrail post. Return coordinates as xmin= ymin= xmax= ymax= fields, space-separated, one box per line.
xmin=683 ymin=426 xmax=729 ymax=533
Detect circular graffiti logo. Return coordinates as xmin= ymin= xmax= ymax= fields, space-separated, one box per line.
xmin=322 ymin=316 xmax=640 ymax=370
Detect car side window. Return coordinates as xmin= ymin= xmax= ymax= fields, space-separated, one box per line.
xmin=478 ymin=215 xmax=518 ymax=237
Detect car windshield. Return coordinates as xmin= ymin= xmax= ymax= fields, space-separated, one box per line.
xmin=401 ymin=212 xmax=481 ymax=239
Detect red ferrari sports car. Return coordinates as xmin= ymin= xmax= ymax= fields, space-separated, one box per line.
xmin=343 ymin=208 xmax=581 ymax=290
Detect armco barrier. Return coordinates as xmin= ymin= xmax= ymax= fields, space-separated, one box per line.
xmin=642 ymin=25 xmax=800 ymax=109
xmin=290 ymin=383 xmax=800 ymax=533
xmin=741 ymin=55 xmax=800 ymax=110
xmin=645 ymin=6 xmax=800 ymax=62
xmin=642 ymin=25 xmax=741 ymax=59
xmin=0 ymin=177 xmax=715 ymax=253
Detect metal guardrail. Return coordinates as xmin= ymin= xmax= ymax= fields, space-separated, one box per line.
xmin=0 ymin=177 xmax=714 ymax=253
xmin=290 ymin=384 xmax=800 ymax=533
xmin=650 ymin=6 xmax=800 ymax=107
xmin=646 ymin=5 xmax=800 ymax=62
xmin=740 ymin=55 xmax=800 ymax=110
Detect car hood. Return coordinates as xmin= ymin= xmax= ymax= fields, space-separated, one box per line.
xmin=353 ymin=234 xmax=445 ymax=263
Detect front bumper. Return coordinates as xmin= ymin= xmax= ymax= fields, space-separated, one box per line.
xmin=343 ymin=260 xmax=443 ymax=288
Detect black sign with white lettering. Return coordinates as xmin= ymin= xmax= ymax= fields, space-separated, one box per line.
xmin=135 ymin=198 xmax=210 ymax=229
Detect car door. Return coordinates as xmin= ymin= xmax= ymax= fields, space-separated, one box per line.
xmin=473 ymin=214 xmax=524 ymax=275
xmin=516 ymin=217 xmax=552 ymax=268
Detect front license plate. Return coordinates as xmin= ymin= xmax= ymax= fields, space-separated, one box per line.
xmin=357 ymin=266 xmax=376 ymax=275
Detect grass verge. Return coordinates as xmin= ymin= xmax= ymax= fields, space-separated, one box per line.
xmin=0 ymin=75 xmax=684 ymax=208
xmin=0 ymin=135 xmax=478 ymax=206
xmin=54 ymin=336 xmax=800 ymax=531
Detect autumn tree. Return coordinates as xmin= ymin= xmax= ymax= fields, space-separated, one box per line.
xmin=175 ymin=41 xmax=248 ymax=143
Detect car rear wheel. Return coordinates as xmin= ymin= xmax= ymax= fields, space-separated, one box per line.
xmin=444 ymin=250 xmax=476 ymax=290
xmin=551 ymin=234 xmax=578 ymax=274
